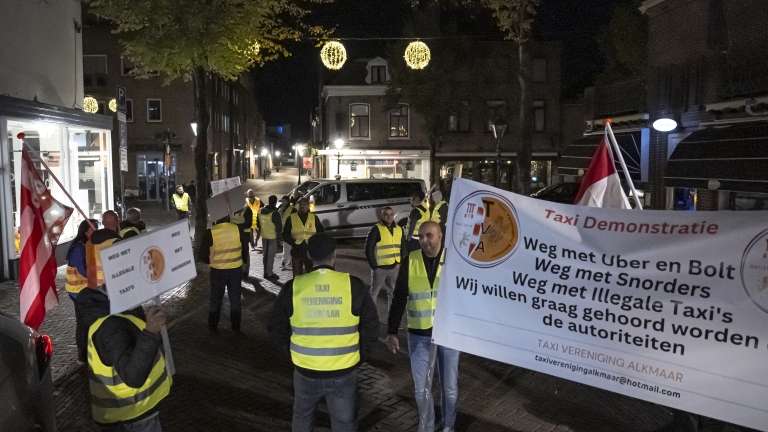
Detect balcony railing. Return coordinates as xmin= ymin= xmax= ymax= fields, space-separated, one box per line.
xmin=593 ymin=78 xmax=646 ymax=117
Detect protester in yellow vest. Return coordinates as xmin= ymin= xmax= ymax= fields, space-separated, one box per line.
xmin=201 ymin=215 xmax=247 ymax=333
xmin=65 ymin=219 xmax=96 ymax=364
xmin=246 ymin=189 xmax=261 ymax=251
xmin=88 ymin=303 xmax=171 ymax=430
xmin=119 ymin=207 xmax=144 ymax=239
xmin=403 ymin=190 xmax=429 ymax=255
xmin=387 ymin=221 xmax=459 ymax=432
xmin=173 ymin=185 xmax=190 ymax=221
xmin=364 ymin=206 xmax=402 ymax=313
xmin=430 ymin=180 xmax=451 ymax=238
xmin=281 ymin=197 xmax=324 ymax=276
xmin=279 ymin=195 xmax=296 ymax=270
xmin=257 ymin=195 xmax=283 ymax=279
xmin=267 ymin=233 xmax=379 ymax=432
xmin=85 ymin=211 xmax=122 ymax=290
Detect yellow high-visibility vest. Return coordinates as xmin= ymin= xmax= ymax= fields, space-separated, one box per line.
xmin=430 ymin=200 xmax=447 ymax=223
xmin=290 ymin=212 xmax=316 ymax=245
xmin=246 ymin=198 xmax=261 ymax=229
xmin=375 ymin=224 xmax=402 ymax=266
xmin=290 ymin=269 xmax=360 ymax=371
xmin=280 ymin=204 xmax=294 ymax=226
xmin=209 ymin=223 xmax=242 ymax=269
xmin=119 ymin=227 xmax=140 ymax=238
xmin=87 ymin=314 xmax=171 ymax=424
xmin=258 ymin=211 xmax=277 ymax=240
xmin=86 ymin=238 xmax=119 ymax=289
xmin=406 ymin=249 xmax=443 ymax=330
xmin=407 ymin=207 xmax=430 ymax=238
xmin=65 ymin=265 xmax=88 ymax=293
xmin=173 ymin=193 xmax=189 ymax=212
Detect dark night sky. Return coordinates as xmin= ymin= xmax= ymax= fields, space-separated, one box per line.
xmin=254 ymin=0 xmax=623 ymax=143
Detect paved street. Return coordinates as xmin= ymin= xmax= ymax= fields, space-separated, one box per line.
xmin=0 ymin=169 xmax=754 ymax=432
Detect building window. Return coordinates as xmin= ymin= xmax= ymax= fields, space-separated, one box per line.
xmin=371 ymin=66 xmax=387 ymax=84
xmin=350 ymin=104 xmax=370 ymax=138
xmin=390 ymin=104 xmax=409 ymax=137
xmin=83 ymin=55 xmax=107 ymax=88
xmin=533 ymin=100 xmax=546 ymax=132
xmin=97 ymin=101 xmax=106 ymax=115
xmin=449 ymin=99 xmax=471 ymax=132
xmin=147 ymin=99 xmax=162 ymax=122
xmin=532 ymin=58 xmax=547 ymax=82
xmin=121 ymin=57 xmax=135 ymax=76
xmin=485 ymin=100 xmax=507 ymax=132
xmin=125 ymin=99 xmax=133 ymax=122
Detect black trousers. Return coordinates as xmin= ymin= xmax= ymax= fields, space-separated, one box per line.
xmin=209 ymin=267 xmax=242 ymax=329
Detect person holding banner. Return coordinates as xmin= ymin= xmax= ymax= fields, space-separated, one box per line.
xmin=278 ymin=195 xmax=295 ymax=270
xmin=387 ymin=222 xmax=459 ymax=432
xmin=119 ymin=207 xmax=145 ymax=239
xmin=88 ymin=303 xmax=172 ymax=431
xmin=365 ymin=206 xmax=401 ymax=313
xmin=86 ymin=211 xmax=122 ymax=290
xmin=200 ymin=215 xmax=248 ymax=333
xmin=246 ymin=189 xmax=262 ymax=251
xmin=173 ymin=185 xmax=191 ymax=221
xmin=282 ymin=197 xmax=324 ymax=276
xmin=65 ymin=219 xmax=97 ymax=365
xmin=403 ymin=191 xmax=430 ymax=255
xmin=267 ymin=233 xmax=379 ymax=432
xmin=257 ymin=195 xmax=283 ymax=279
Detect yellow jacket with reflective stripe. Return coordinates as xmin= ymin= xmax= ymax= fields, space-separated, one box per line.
xmin=246 ymin=198 xmax=261 ymax=229
xmin=290 ymin=212 xmax=316 ymax=245
xmin=119 ymin=227 xmax=140 ymax=238
xmin=86 ymin=238 xmax=119 ymax=289
xmin=375 ymin=224 xmax=402 ymax=266
xmin=407 ymin=207 xmax=430 ymax=238
xmin=258 ymin=210 xmax=277 ymax=240
xmin=87 ymin=314 xmax=171 ymax=424
xmin=406 ymin=250 xmax=443 ymax=330
xmin=430 ymin=200 xmax=447 ymax=223
xmin=210 ymin=223 xmax=242 ymax=269
xmin=66 ymin=266 xmax=88 ymax=293
xmin=290 ymin=269 xmax=360 ymax=371
xmin=173 ymin=193 xmax=189 ymax=212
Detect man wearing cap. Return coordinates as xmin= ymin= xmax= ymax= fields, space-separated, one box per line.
xmin=268 ymin=233 xmax=379 ymax=432
xmin=281 ymin=197 xmax=324 ymax=276
xmin=365 ymin=206 xmax=401 ymax=313
xmin=403 ymin=190 xmax=429 ymax=255
xmin=200 ymin=215 xmax=249 ymax=333
xmin=257 ymin=195 xmax=282 ymax=279
xmin=387 ymin=221 xmax=459 ymax=432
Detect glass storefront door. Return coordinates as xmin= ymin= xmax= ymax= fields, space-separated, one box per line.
xmin=137 ymin=153 xmax=174 ymax=201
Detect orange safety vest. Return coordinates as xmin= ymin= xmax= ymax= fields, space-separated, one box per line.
xmin=86 ymin=236 xmax=119 ymax=288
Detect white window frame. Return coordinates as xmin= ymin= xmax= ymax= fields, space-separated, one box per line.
xmin=147 ymin=99 xmax=163 ymax=122
xmin=125 ymin=99 xmax=134 ymax=122
xmin=349 ymin=103 xmax=371 ymax=140
xmin=388 ymin=103 xmax=410 ymax=140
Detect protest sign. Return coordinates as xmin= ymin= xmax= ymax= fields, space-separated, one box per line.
xmin=206 ymin=185 xmax=245 ymax=223
xmin=210 ymin=176 xmax=241 ymax=197
xmin=100 ymin=219 xmax=196 ymax=315
xmin=432 ymin=178 xmax=768 ymax=431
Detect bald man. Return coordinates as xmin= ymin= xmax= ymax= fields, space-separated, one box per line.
xmin=119 ymin=207 xmax=145 ymax=239
xmin=85 ymin=211 xmax=122 ymax=290
xmin=386 ymin=222 xmax=459 ymax=432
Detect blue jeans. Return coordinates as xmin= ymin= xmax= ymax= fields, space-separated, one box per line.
xmin=407 ymin=333 xmax=460 ymax=432
xmin=292 ymin=369 xmax=358 ymax=432
xmin=101 ymin=412 xmax=162 ymax=432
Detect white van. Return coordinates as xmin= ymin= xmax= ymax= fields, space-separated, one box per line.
xmin=289 ymin=179 xmax=428 ymax=238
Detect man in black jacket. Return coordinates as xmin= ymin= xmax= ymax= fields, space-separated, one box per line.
xmin=281 ymin=197 xmax=324 ymax=276
xmin=268 ymin=233 xmax=378 ymax=432
xmin=402 ymin=191 xmax=429 ymax=255
xmin=365 ymin=206 xmax=402 ymax=313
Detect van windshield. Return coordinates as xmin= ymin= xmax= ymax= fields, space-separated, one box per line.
xmin=296 ymin=181 xmax=319 ymax=196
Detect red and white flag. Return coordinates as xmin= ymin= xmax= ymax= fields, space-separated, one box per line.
xmin=19 ymin=144 xmax=73 ymax=330
xmin=573 ymin=130 xmax=630 ymax=209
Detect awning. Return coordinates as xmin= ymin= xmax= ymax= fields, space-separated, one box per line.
xmin=558 ymin=130 xmax=647 ymax=184
xmin=664 ymin=122 xmax=768 ymax=193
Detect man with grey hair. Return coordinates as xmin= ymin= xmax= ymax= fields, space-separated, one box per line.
xmin=119 ymin=207 xmax=145 ymax=239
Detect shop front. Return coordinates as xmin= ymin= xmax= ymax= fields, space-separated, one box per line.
xmin=0 ymin=97 xmax=114 ymax=279
xmin=317 ymin=149 xmax=431 ymax=186
xmin=437 ymin=152 xmax=558 ymax=192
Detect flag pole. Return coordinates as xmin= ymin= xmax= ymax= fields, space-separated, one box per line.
xmin=605 ymin=124 xmax=643 ymax=210
xmin=20 ymin=136 xmax=98 ymax=230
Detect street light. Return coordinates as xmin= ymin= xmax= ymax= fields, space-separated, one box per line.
xmin=334 ymin=137 xmax=344 ymax=176
xmin=491 ymin=118 xmax=508 ymax=188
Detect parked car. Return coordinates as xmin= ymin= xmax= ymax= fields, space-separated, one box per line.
xmin=530 ymin=182 xmax=580 ymax=204
xmin=289 ymin=179 xmax=428 ymax=237
xmin=0 ymin=311 xmax=56 ymax=432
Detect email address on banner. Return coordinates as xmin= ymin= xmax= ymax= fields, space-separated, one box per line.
xmin=534 ymin=355 xmax=681 ymax=398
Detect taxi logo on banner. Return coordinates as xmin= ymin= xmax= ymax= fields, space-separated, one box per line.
xmin=740 ymin=228 xmax=768 ymax=314
xmin=452 ymin=190 xmax=520 ymax=268
xmin=140 ymin=247 xmax=166 ymax=283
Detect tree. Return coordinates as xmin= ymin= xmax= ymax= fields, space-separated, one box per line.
xmin=85 ymin=0 xmax=328 ymax=256
xmin=595 ymin=0 xmax=647 ymax=84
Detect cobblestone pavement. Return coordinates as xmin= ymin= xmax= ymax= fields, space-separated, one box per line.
xmin=0 ymin=169 xmax=754 ymax=432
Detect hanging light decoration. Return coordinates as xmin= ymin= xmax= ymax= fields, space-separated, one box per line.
xmin=109 ymin=99 xmax=117 ymax=112
xmin=404 ymin=41 xmax=431 ymax=69
xmin=321 ymin=41 xmax=347 ymax=70
xmin=83 ymin=96 xmax=98 ymax=113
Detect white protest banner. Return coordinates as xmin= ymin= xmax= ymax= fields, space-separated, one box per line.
xmin=206 ymin=185 xmax=245 ymax=223
xmin=210 ymin=176 xmax=241 ymax=197
xmin=100 ymin=219 xmax=196 ymax=315
xmin=433 ymin=178 xmax=768 ymax=431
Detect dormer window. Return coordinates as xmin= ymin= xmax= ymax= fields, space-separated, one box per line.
xmin=371 ymin=66 xmax=387 ymax=84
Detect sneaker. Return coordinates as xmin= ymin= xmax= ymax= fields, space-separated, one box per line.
xmin=76 ymin=358 xmax=86 ymax=366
